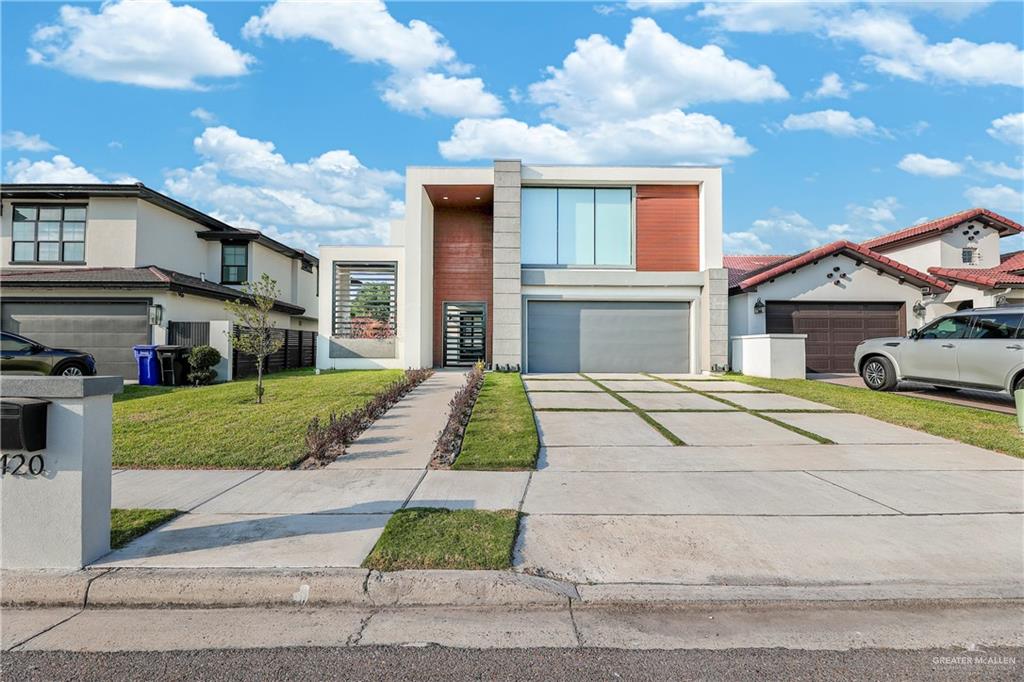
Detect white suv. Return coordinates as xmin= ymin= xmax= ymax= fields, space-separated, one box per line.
xmin=854 ymin=306 xmax=1024 ymax=394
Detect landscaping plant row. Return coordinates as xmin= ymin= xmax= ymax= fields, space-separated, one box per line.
xmin=430 ymin=361 xmax=486 ymax=468
xmin=303 ymin=368 xmax=434 ymax=467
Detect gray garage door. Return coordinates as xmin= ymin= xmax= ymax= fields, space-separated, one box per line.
xmin=526 ymin=301 xmax=689 ymax=373
xmin=1 ymin=300 xmax=150 ymax=379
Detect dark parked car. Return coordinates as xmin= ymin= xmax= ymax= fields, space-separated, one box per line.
xmin=0 ymin=331 xmax=97 ymax=376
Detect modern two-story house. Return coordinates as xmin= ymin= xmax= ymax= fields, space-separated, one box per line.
xmin=726 ymin=208 xmax=1023 ymax=373
xmin=318 ymin=160 xmax=728 ymax=374
xmin=0 ymin=183 xmax=318 ymax=379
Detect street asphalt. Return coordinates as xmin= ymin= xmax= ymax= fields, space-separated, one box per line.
xmin=3 ymin=646 xmax=1021 ymax=681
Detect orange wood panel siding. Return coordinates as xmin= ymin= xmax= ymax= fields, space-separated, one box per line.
xmin=635 ymin=185 xmax=700 ymax=272
xmin=432 ymin=206 xmax=493 ymax=366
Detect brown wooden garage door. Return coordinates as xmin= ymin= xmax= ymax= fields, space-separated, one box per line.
xmin=766 ymin=302 xmax=904 ymax=373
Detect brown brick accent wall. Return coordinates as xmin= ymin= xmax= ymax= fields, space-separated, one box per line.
xmin=635 ymin=185 xmax=700 ymax=271
xmin=433 ymin=206 xmax=493 ymax=366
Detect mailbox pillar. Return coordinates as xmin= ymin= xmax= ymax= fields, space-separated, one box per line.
xmin=0 ymin=376 xmax=123 ymax=569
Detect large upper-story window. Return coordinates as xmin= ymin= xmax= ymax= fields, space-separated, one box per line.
xmin=11 ymin=204 xmax=86 ymax=263
xmin=521 ymin=188 xmax=631 ymax=266
xmin=221 ymin=242 xmax=249 ymax=284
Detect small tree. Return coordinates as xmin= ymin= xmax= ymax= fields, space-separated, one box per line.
xmin=224 ymin=273 xmax=284 ymax=404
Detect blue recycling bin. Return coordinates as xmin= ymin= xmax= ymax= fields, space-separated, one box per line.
xmin=133 ymin=345 xmax=161 ymax=386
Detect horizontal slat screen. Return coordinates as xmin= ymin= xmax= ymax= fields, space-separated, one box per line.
xmin=333 ymin=261 xmax=398 ymax=339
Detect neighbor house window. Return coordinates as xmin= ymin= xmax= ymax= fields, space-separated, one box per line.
xmin=521 ymin=187 xmax=632 ymax=266
xmin=333 ymin=262 xmax=397 ymax=339
xmin=11 ymin=204 xmax=86 ymax=263
xmin=961 ymin=247 xmax=977 ymax=265
xmin=221 ymin=243 xmax=248 ymax=284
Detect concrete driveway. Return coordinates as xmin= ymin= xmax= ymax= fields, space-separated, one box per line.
xmin=515 ymin=373 xmax=1024 ymax=599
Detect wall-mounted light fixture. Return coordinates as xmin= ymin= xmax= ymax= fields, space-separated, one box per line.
xmin=148 ymin=304 xmax=164 ymax=325
xmin=753 ymin=298 xmax=765 ymax=315
xmin=912 ymin=300 xmax=926 ymax=317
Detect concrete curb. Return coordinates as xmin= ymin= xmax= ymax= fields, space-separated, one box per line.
xmin=4 ymin=568 xmax=1021 ymax=609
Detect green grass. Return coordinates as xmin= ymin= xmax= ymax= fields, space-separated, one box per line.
xmin=729 ymin=374 xmax=1023 ymax=458
xmin=114 ymin=368 xmax=404 ymax=469
xmin=363 ymin=508 xmax=520 ymax=571
xmin=454 ymin=372 xmax=539 ymax=470
xmin=110 ymin=508 xmax=180 ymax=549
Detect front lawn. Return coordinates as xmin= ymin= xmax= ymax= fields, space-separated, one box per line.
xmin=114 ymin=369 xmax=404 ymax=469
xmin=730 ymin=375 xmax=1023 ymax=458
xmin=454 ymin=372 xmax=539 ymax=470
xmin=110 ymin=508 xmax=180 ymax=549
xmin=363 ymin=508 xmax=520 ymax=571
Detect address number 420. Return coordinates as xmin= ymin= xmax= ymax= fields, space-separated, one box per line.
xmin=0 ymin=454 xmax=45 ymax=476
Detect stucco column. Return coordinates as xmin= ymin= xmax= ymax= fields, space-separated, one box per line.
xmin=702 ymin=268 xmax=730 ymax=372
xmin=492 ymin=160 xmax=522 ymax=368
xmin=0 ymin=376 xmax=123 ymax=568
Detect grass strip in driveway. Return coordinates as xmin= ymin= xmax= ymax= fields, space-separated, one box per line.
xmin=363 ymin=508 xmax=520 ymax=571
xmin=728 ymin=375 xmax=1023 ymax=458
xmin=110 ymin=508 xmax=180 ymax=549
xmin=582 ymin=375 xmax=684 ymax=445
xmin=454 ymin=373 xmax=539 ymax=470
xmin=114 ymin=369 xmax=403 ymax=469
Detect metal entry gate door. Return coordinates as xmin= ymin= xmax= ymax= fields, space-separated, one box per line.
xmin=443 ymin=302 xmax=486 ymax=366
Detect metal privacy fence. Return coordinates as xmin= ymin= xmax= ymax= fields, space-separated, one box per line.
xmin=167 ymin=321 xmax=211 ymax=346
xmin=231 ymin=327 xmax=316 ymax=378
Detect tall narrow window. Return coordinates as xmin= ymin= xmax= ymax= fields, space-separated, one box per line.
xmin=521 ymin=188 xmax=557 ymax=264
xmin=595 ymin=189 xmax=632 ymax=265
xmin=11 ymin=204 xmax=87 ymax=263
xmin=557 ymin=188 xmax=595 ymax=265
xmin=221 ymin=243 xmax=249 ymax=284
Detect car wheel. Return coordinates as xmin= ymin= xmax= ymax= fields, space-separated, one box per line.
xmin=1014 ymin=374 xmax=1024 ymax=394
xmin=56 ymin=362 xmax=87 ymax=377
xmin=861 ymin=356 xmax=897 ymax=391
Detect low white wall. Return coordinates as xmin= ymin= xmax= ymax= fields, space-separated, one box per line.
xmin=732 ymin=334 xmax=807 ymax=379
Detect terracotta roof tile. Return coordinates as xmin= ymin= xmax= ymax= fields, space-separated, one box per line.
xmin=723 ymin=254 xmax=791 ymax=288
xmin=735 ymin=240 xmax=952 ymax=292
xmin=861 ymin=208 xmax=1023 ymax=251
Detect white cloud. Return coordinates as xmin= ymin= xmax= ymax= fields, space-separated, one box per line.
xmin=527 ymin=17 xmax=787 ymax=126
xmin=243 ymin=0 xmax=452 ymax=72
xmin=848 ymin=196 xmax=900 ymax=228
xmin=439 ymin=110 xmax=754 ymax=165
xmin=698 ymin=2 xmax=834 ymax=34
xmin=163 ymin=126 xmax=404 ymax=251
xmin=964 ymin=184 xmax=1024 ymax=213
xmin=243 ymin=0 xmax=500 ymax=118
xmin=750 ymin=210 xmax=855 ymax=249
xmin=190 ymin=107 xmax=216 ymax=124
xmin=28 ymin=0 xmax=252 ymax=89
xmin=828 ymin=10 xmax=1024 ymax=87
xmin=723 ymin=231 xmax=772 ymax=254
xmin=897 ymin=153 xmax=963 ymax=177
xmin=805 ymin=72 xmax=866 ymax=100
xmin=781 ymin=110 xmax=881 ymax=138
xmin=987 ymin=113 xmax=1024 ymax=146
xmin=5 ymin=154 xmax=102 ymax=183
xmin=1 ymin=131 xmax=56 ymax=152
xmin=626 ymin=1 xmax=696 ymax=11
xmin=969 ymin=158 xmax=1024 ymax=181
xmin=381 ymin=73 xmax=503 ymax=117
xmin=701 ymin=4 xmax=1023 ymax=87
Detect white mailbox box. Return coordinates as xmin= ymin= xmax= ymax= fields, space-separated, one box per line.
xmin=0 ymin=376 xmax=123 ymax=569
xmin=731 ymin=334 xmax=808 ymax=380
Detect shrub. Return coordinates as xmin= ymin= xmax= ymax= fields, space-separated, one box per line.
xmin=432 ymin=361 xmax=485 ymax=468
xmin=303 ymin=367 xmax=434 ymax=466
xmin=187 ymin=345 xmax=221 ymax=386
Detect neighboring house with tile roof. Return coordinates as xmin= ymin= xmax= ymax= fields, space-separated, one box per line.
xmin=1 ymin=184 xmax=319 ymax=380
xmin=725 ymin=208 xmax=1023 ymax=374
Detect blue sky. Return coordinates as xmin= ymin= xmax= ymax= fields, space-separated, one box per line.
xmin=2 ymin=1 xmax=1022 ymax=255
